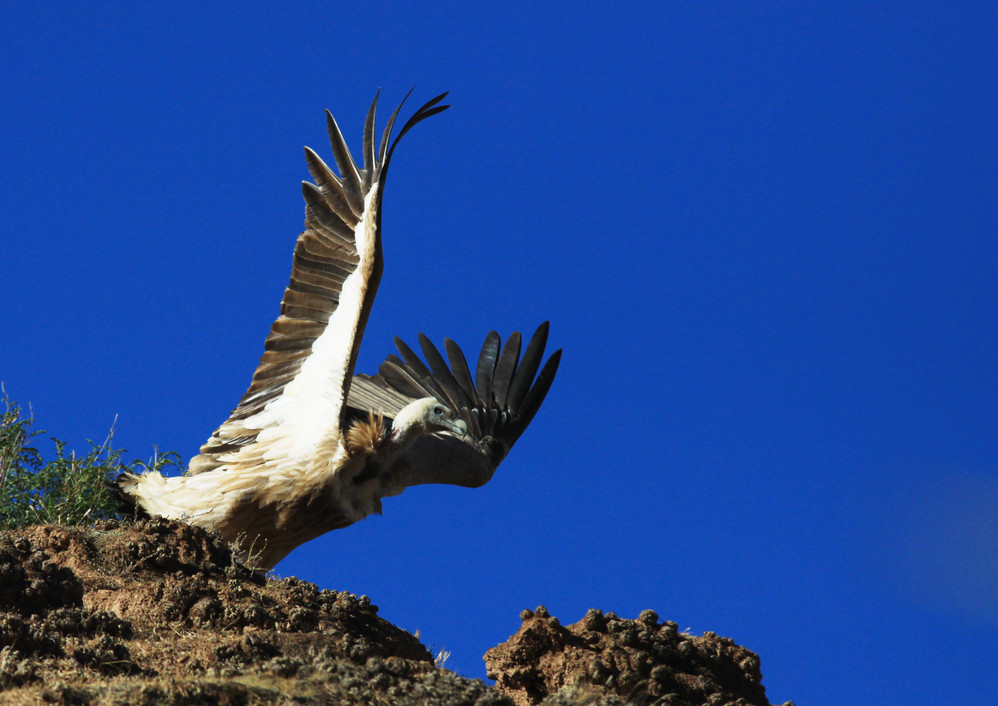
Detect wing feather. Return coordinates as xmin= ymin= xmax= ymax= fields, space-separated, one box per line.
xmin=362 ymin=91 xmax=378 ymax=182
xmin=419 ymin=333 xmax=472 ymax=410
xmin=492 ymin=331 xmax=521 ymax=409
xmin=303 ymin=148 xmax=357 ymax=225
xmin=445 ymin=338 xmax=478 ymax=401
xmin=324 ymin=110 xmax=365 ymax=214
xmin=508 ymin=348 xmax=562 ymax=442
xmin=301 ymin=183 xmax=358 ymax=243
xmin=506 ymin=321 xmax=549 ymax=412
xmin=475 ymin=331 xmax=501 ymax=406
xmin=188 ymin=93 xmax=449 ymax=474
xmin=345 ymin=323 xmax=561 ymax=490
xmin=379 ymin=358 xmax=443 ymax=401
xmin=392 ymin=336 xmax=434 ymax=382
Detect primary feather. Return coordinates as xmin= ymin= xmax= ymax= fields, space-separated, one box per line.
xmin=114 ymin=93 xmax=560 ymax=570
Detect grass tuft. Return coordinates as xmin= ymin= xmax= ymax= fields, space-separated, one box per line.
xmin=0 ymin=386 xmax=182 ymax=530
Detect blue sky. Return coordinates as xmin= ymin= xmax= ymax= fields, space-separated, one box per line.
xmin=2 ymin=3 xmax=996 ymax=703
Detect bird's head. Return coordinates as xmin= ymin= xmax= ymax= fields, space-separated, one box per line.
xmin=393 ymin=397 xmax=467 ymax=441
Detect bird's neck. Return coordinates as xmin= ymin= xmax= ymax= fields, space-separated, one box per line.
xmin=387 ymin=416 xmax=425 ymax=450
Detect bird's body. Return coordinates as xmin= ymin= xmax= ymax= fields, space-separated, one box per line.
xmin=123 ymin=399 xmax=466 ymax=568
xmin=114 ymin=92 xmax=560 ymax=570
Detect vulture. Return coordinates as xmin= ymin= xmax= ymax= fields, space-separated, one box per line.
xmin=113 ymin=92 xmax=561 ymax=570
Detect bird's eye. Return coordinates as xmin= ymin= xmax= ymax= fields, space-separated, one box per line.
xmin=433 ymin=407 xmax=443 ymax=415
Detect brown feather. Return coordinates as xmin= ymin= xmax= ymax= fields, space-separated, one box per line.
xmin=344 ymin=413 xmax=386 ymax=456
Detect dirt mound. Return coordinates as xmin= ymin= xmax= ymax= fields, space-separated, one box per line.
xmin=485 ymin=606 xmax=789 ymax=706
xmin=0 ymin=520 xmax=790 ymax=705
xmin=0 ymin=519 xmax=501 ymax=704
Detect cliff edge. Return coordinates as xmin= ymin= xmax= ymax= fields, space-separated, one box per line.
xmin=0 ymin=519 xmax=790 ymax=705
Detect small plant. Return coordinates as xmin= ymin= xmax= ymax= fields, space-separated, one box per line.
xmin=0 ymin=387 xmax=182 ymax=530
xmin=433 ymin=647 xmax=452 ymax=669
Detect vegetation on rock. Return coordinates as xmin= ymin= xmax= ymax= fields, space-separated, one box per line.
xmin=0 ymin=390 xmax=181 ymax=530
xmin=0 ymin=394 xmax=791 ymax=705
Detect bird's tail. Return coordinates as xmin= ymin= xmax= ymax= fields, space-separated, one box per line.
xmin=104 ymin=471 xmax=149 ymax=519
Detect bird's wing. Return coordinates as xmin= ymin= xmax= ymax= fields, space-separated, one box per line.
xmin=347 ymin=322 xmax=561 ymax=488
xmin=188 ymin=92 xmax=450 ymax=475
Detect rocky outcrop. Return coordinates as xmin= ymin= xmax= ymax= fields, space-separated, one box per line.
xmin=0 ymin=520 xmax=790 ymax=705
xmin=486 ymin=606 xmax=786 ymax=706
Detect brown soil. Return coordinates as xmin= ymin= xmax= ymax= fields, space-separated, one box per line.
xmin=0 ymin=520 xmax=791 ymax=705
xmin=486 ymin=606 xmax=790 ymax=706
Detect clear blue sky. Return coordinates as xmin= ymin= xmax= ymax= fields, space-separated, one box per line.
xmin=2 ymin=4 xmax=995 ymax=704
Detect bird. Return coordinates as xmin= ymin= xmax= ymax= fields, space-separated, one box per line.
xmin=113 ymin=92 xmax=561 ymax=570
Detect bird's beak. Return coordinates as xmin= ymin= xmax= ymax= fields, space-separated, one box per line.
xmin=445 ymin=418 xmax=468 ymax=437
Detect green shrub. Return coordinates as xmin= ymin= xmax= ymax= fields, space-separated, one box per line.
xmin=0 ymin=388 xmax=182 ymax=529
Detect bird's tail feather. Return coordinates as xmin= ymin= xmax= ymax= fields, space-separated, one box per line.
xmin=104 ymin=471 xmax=149 ymax=519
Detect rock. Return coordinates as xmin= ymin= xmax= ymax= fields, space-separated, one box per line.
xmin=0 ymin=520 xmax=499 ymax=704
xmin=0 ymin=520 xmax=791 ymax=705
xmin=485 ymin=606 xmax=790 ymax=706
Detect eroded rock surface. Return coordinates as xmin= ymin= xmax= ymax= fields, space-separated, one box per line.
xmin=0 ymin=519 xmax=503 ymax=705
xmin=0 ymin=520 xmax=790 ymax=705
xmin=485 ymin=606 xmax=789 ymax=706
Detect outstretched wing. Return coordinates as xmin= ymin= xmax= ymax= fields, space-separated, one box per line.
xmin=188 ymin=92 xmax=450 ymax=475
xmin=347 ymin=322 xmax=561 ymax=488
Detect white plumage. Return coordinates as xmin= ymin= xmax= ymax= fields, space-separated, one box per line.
xmin=114 ymin=93 xmax=561 ymax=570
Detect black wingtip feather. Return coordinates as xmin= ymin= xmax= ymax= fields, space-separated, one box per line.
xmin=355 ymin=324 xmax=560 ymax=470
xmin=475 ymin=331 xmax=501 ymax=405
xmin=510 ymin=348 xmax=562 ymax=442
xmin=386 ymin=91 xmax=451 ymax=167
xmin=362 ymin=89 xmax=380 ymax=178
xmin=506 ymin=322 xmax=550 ymax=413
xmin=493 ymin=332 xmax=522 ymax=409
xmin=307 ymin=91 xmax=449 ymax=217
xmin=445 ymin=338 xmax=477 ymax=403
xmin=324 ymin=109 xmax=364 ymax=214
xmin=393 ymin=336 xmax=433 ymax=382
xmin=419 ymin=333 xmax=471 ymax=410
xmin=379 ymin=359 xmax=427 ymax=399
